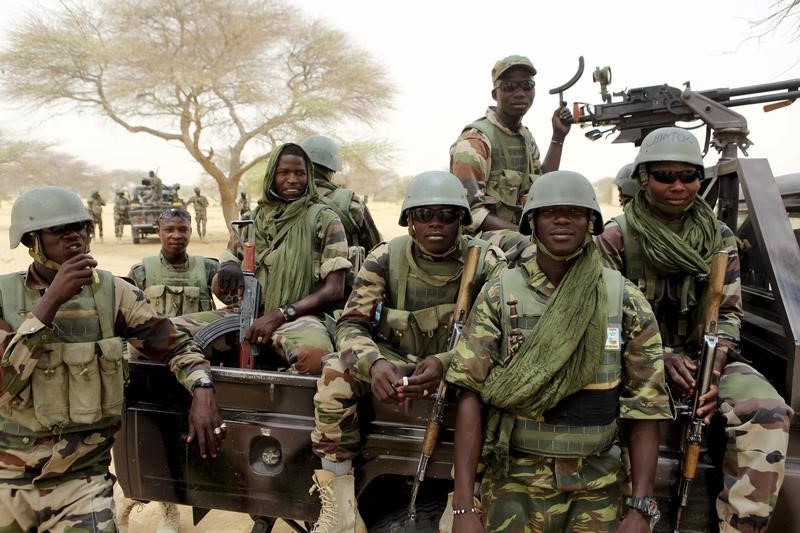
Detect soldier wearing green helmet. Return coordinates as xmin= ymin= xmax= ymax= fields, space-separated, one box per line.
xmin=87 ymin=189 xmax=106 ymax=242
xmin=448 ymin=54 xmax=573 ymax=263
xmin=596 ymin=126 xmax=793 ymax=532
xmin=446 ymin=171 xmax=673 ymax=532
xmin=300 ymin=134 xmax=382 ymax=295
xmin=614 ymin=162 xmax=639 ymax=207
xmin=185 ymin=186 xmax=209 ymax=239
xmin=310 ymin=171 xmax=506 ymax=532
xmin=113 ymin=189 xmax=130 ymax=242
xmin=0 ymin=187 xmax=224 ymax=533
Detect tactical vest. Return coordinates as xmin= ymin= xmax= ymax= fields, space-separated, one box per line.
xmin=498 ymin=267 xmax=625 ymax=457
xmin=0 ymin=270 xmax=125 ymax=436
xmin=467 ymin=117 xmax=536 ymax=225
xmin=317 ymin=180 xmax=364 ymax=290
xmin=377 ymin=235 xmax=489 ymax=358
xmin=142 ymin=255 xmax=214 ymax=316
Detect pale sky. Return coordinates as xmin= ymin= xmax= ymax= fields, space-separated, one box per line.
xmin=1 ymin=0 xmax=798 ymax=186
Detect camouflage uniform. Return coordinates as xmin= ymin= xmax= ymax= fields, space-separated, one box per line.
xmin=596 ymin=217 xmax=793 ymax=533
xmin=450 ymin=106 xmax=542 ymax=262
xmin=220 ymin=205 xmax=350 ymax=375
xmin=311 ymin=235 xmax=506 ymax=462
xmin=128 ymin=253 xmax=219 ymax=316
xmin=113 ymin=194 xmax=130 ymax=239
xmin=236 ymin=193 xmax=250 ymax=216
xmin=445 ymin=259 xmax=673 ymax=532
xmin=186 ymin=193 xmax=209 ymax=238
xmin=0 ymin=266 xmax=211 ymax=533
xmin=87 ymin=193 xmax=105 ymax=239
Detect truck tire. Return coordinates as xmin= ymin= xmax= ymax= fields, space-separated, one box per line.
xmin=370 ymin=500 xmax=445 ymax=533
xmin=132 ymin=228 xmax=140 ymax=244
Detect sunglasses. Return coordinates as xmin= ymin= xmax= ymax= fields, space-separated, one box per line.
xmin=496 ymin=80 xmax=535 ymax=93
xmin=411 ymin=207 xmax=462 ymax=224
xmin=41 ymin=221 xmax=89 ymax=234
xmin=159 ymin=208 xmax=190 ymax=220
xmin=649 ymin=169 xmax=701 ymax=184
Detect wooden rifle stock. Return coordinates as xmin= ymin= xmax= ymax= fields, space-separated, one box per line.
xmin=238 ymin=239 xmax=259 ymax=369
xmin=407 ymin=245 xmax=482 ymax=521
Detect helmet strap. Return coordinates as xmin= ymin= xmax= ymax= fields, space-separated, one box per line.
xmin=530 ymin=217 xmax=593 ymax=263
xmin=407 ymin=213 xmax=461 ymax=259
xmin=27 ymin=230 xmax=92 ymax=271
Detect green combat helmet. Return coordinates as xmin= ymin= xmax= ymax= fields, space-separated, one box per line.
xmin=399 ymin=171 xmax=472 ymax=226
xmin=614 ymin=163 xmax=640 ymax=199
xmin=300 ymin=134 xmax=342 ymax=173
xmin=9 ymin=186 xmax=92 ymax=248
xmin=194 ymin=187 xmax=201 ymax=193
xmin=633 ymin=126 xmax=704 ymax=182
xmin=519 ymin=170 xmax=604 ymax=236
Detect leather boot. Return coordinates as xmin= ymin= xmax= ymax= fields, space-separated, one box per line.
xmin=309 ymin=470 xmax=366 ymax=533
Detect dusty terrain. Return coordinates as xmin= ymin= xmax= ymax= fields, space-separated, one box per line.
xmin=0 ymin=197 xmax=620 ymax=532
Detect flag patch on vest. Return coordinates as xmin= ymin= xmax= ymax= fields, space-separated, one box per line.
xmin=605 ymin=326 xmax=621 ymax=350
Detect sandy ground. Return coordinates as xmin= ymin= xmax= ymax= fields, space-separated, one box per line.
xmin=0 ymin=197 xmax=620 ymax=532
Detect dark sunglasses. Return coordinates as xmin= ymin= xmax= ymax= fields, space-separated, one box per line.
xmin=496 ymin=80 xmax=535 ymax=93
xmin=649 ymin=169 xmax=701 ymax=184
xmin=411 ymin=207 xmax=462 ymax=224
xmin=41 ymin=221 xmax=89 ymax=234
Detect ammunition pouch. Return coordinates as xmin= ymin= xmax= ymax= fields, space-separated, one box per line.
xmin=145 ymin=284 xmax=202 ymax=316
xmin=377 ymin=303 xmax=454 ymax=357
xmin=485 ymin=169 xmax=534 ymax=225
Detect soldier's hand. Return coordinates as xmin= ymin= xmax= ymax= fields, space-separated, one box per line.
xmin=453 ymin=512 xmax=485 ymax=533
xmin=697 ymin=369 xmax=722 ymax=423
xmin=664 ymin=351 xmax=696 ymax=397
xmin=187 ymin=387 xmax=226 ymax=459
xmin=396 ymin=357 xmax=443 ymax=401
xmin=370 ymin=359 xmax=401 ymax=403
xmin=618 ymin=509 xmax=650 ymax=533
xmin=217 ymin=261 xmax=243 ymax=295
xmin=35 ymin=254 xmax=97 ymax=322
xmin=551 ymin=105 xmax=573 ymax=137
xmin=244 ymin=310 xmax=284 ymax=346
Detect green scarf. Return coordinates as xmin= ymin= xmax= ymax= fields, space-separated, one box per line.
xmin=252 ymin=143 xmax=321 ymax=311
xmin=481 ymin=242 xmax=607 ymax=474
xmin=625 ymin=190 xmax=724 ymax=319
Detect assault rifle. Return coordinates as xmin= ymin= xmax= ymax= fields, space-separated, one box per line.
xmin=673 ymin=251 xmax=729 ymax=531
xmin=407 ymin=245 xmax=483 ymax=522
xmin=194 ymin=220 xmax=261 ymax=369
xmin=574 ymin=77 xmax=799 ymax=147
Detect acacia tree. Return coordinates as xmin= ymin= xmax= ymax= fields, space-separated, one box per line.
xmin=0 ymin=0 xmax=394 ymax=227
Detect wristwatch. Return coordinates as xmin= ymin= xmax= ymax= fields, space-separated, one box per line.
xmin=626 ymin=496 xmax=660 ymax=528
xmin=191 ymin=376 xmax=215 ymax=393
xmin=279 ymin=304 xmax=298 ymax=322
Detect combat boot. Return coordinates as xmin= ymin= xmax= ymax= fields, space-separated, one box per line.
xmin=309 ymin=470 xmax=366 ymax=533
xmin=156 ymin=502 xmax=180 ymax=533
xmin=113 ymin=483 xmax=142 ymax=533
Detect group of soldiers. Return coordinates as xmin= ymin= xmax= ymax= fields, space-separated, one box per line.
xmin=0 ymin=53 xmax=793 ymax=533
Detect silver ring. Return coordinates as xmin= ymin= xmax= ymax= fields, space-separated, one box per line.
xmin=213 ymin=427 xmax=222 ymax=435
xmin=219 ymin=423 xmax=228 ymax=430
xmin=422 ymin=389 xmax=430 ymax=397
xmin=402 ymin=376 xmax=409 ymax=387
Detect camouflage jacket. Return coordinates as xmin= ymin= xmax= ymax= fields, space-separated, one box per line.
xmin=336 ymin=237 xmax=507 ymax=379
xmin=87 ymin=196 xmax=105 ymax=216
xmin=113 ymin=196 xmax=130 ymax=217
xmin=186 ymin=194 xmax=209 ymax=216
xmin=595 ymin=215 xmax=742 ymax=355
xmin=450 ymin=107 xmax=542 ymax=232
xmin=446 ymin=258 xmax=673 ymax=422
xmin=316 ymin=178 xmax=382 ymax=252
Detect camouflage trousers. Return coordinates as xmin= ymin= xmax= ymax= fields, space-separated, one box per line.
xmin=477 ymin=229 xmax=531 ymax=266
xmin=91 ymin=214 xmax=103 ymax=239
xmin=171 ymin=309 xmax=334 ymax=374
xmin=0 ymin=472 xmax=116 ymax=533
xmin=113 ymin=216 xmax=126 ymax=238
xmin=715 ymin=362 xmax=793 ymax=533
xmin=311 ymin=344 xmax=415 ymax=462
xmin=480 ymin=448 xmax=622 ymax=532
xmin=195 ymin=214 xmax=207 ymax=238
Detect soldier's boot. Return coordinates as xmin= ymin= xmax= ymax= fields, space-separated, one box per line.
xmin=156 ymin=502 xmax=181 ymax=533
xmin=309 ymin=470 xmax=366 ymax=533
xmin=113 ymin=483 xmax=142 ymax=533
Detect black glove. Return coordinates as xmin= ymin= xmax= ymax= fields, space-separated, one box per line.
xmin=217 ymin=260 xmax=244 ymax=294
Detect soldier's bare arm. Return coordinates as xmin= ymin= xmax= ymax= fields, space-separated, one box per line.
xmin=540 ymin=106 xmax=572 ymax=174
xmin=620 ymin=420 xmax=659 ymax=532
xmin=452 ymin=389 xmax=485 ymax=533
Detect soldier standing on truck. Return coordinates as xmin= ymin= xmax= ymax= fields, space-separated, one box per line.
xmin=215 ymin=143 xmax=350 ymax=374
xmin=113 ymin=189 xmax=130 ymax=242
xmin=449 ymin=55 xmax=572 ymax=263
xmin=0 ymin=187 xmax=225 ymax=533
xmin=595 ymin=127 xmax=794 ymax=532
xmin=87 ymin=189 xmax=105 ymax=242
xmin=145 ymin=170 xmax=163 ymax=202
xmin=185 ymin=187 xmax=209 ymax=239
xmin=310 ymin=171 xmax=506 ymax=533
xmin=446 ymin=171 xmax=673 ymax=532
xmin=236 ymin=190 xmax=251 ymax=216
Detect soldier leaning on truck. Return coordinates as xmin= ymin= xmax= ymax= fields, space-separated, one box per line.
xmin=310 ymin=171 xmax=506 ymax=533
xmin=446 ymin=171 xmax=673 ymax=533
xmin=595 ymin=127 xmax=794 ymax=532
xmin=449 ymin=54 xmax=572 ymax=263
xmin=0 ymin=187 xmax=225 ymax=533
xmin=215 ymin=143 xmax=351 ymax=374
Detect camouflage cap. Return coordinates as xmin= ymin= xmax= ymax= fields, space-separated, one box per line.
xmin=491 ymin=55 xmax=537 ymax=85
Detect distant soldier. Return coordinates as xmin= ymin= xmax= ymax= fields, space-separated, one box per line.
xmin=145 ymin=170 xmax=163 ymax=202
xmin=236 ymin=191 xmax=251 ymax=216
xmin=186 ymin=187 xmax=209 ymax=239
xmin=614 ymin=162 xmax=639 ymax=207
xmin=87 ymin=189 xmax=105 ymax=242
xmin=301 ymin=134 xmax=382 ymax=295
xmin=113 ymin=190 xmax=130 ymax=242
